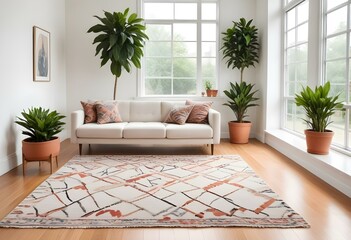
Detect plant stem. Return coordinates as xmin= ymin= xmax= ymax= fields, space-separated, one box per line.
xmin=240 ymin=68 xmax=244 ymax=83
xmin=113 ymin=76 xmax=118 ymax=100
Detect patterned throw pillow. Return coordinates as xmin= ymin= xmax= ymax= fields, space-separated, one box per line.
xmin=81 ymin=101 xmax=97 ymax=123
xmin=95 ymin=102 xmax=122 ymax=124
xmin=164 ymin=105 xmax=194 ymax=125
xmin=185 ymin=100 xmax=213 ymax=124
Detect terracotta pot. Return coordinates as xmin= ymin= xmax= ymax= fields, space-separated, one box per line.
xmin=206 ymin=90 xmax=218 ymax=97
xmin=228 ymin=121 xmax=252 ymax=144
xmin=22 ymin=137 xmax=60 ymax=161
xmin=304 ymin=130 xmax=334 ymax=155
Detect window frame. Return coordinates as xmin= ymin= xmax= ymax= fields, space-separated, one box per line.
xmin=282 ymin=0 xmax=310 ymax=135
xmin=138 ymin=0 xmax=219 ymax=97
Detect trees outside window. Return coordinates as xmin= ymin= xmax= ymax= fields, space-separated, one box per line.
xmin=140 ymin=0 xmax=218 ymax=96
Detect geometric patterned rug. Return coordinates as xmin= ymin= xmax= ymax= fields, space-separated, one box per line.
xmin=0 ymin=155 xmax=309 ymax=228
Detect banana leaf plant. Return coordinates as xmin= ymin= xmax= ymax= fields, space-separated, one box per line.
xmin=87 ymin=8 xmax=149 ymax=100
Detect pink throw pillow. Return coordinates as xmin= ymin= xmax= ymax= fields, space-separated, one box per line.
xmin=164 ymin=105 xmax=194 ymax=125
xmin=185 ymin=100 xmax=213 ymax=124
xmin=95 ymin=102 xmax=122 ymax=124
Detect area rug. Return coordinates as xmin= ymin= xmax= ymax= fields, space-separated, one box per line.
xmin=0 ymin=155 xmax=309 ymax=228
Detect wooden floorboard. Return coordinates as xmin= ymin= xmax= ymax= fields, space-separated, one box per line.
xmin=0 ymin=138 xmax=350 ymax=240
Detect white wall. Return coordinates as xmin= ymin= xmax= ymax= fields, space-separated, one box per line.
xmin=66 ymin=0 xmax=258 ymax=138
xmin=0 ymin=0 xmax=66 ymax=175
xmin=255 ymin=0 xmax=282 ymax=142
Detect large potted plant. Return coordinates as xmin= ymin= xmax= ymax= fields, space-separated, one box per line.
xmin=295 ymin=82 xmax=342 ymax=154
xmin=15 ymin=107 xmax=65 ymax=174
xmin=87 ymin=8 xmax=149 ymax=100
xmin=221 ymin=18 xmax=260 ymax=143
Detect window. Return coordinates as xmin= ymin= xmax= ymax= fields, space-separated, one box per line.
xmin=323 ymin=0 xmax=351 ymax=150
xmin=283 ymin=0 xmax=309 ymax=134
xmin=282 ymin=0 xmax=351 ymax=152
xmin=140 ymin=0 xmax=218 ymax=96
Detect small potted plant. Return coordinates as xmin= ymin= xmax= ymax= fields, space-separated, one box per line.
xmin=205 ymin=80 xmax=218 ymax=97
xmin=221 ymin=18 xmax=260 ymax=143
xmin=15 ymin=107 xmax=65 ymax=174
xmin=295 ymin=81 xmax=343 ymax=154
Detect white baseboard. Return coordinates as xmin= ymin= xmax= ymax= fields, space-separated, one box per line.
xmin=265 ymin=129 xmax=351 ymax=198
xmin=0 ymin=152 xmax=21 ymax=176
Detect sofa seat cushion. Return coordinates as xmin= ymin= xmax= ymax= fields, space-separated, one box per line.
xmin=123 ymin=122 xmax=166 ymax=139
xmin=166 ymin=123 xmax=213 ymax=139
xmin=76 ymin=122 xmax=128 ymax=139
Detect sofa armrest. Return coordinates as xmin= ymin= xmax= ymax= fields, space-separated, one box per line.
xmin=71 ymin=110 xmax=84 ymax=143
xmin=208 ymin=108 xmax=221 ymax=144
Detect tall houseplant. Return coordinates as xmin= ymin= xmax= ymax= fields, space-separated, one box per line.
xmin=87 ymin=8 xmax=149 ymax=100
xmin=295 ymin=81 xmax=342 ymax=154
xmin=221 ymin=18 xmax=259 ymax=143
xmin=15 ymin=107 xmax=65 ymax=174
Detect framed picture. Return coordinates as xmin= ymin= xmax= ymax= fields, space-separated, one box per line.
xmin=33 ymin=26 xmax=50 ymax=82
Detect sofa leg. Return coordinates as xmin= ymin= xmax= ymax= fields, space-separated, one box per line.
xmin=79 ymin=144 xmax=82 ymax=155
xmin=211 ymin=144 xmax=214 ymax=155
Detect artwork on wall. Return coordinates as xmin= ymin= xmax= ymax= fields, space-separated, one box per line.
xmin=33 ymin=26 xmax=50 ymax=82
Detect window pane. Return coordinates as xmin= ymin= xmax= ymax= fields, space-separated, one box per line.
xmin=327 ymin=6 xmax=347 ymax=35
xmin=328 ymin=110 xmax=345 ymax=146
xmin=174 ymin=58 xmax=196 ymax=77
xmin=175 ymin=3 xmax=197 ymax=20
xmin=202 ymin=3 xmax=216 ymax=20
xmin=287 ymin=29 xmax=296 ymax=47
xmin=174 ymin=24 xmax=197 ymax=41
xmin=287 ymin=8 xmax=295 ymax=30
xmin=349 ymin=111 xmax=351 ymax=148
xmin=326 ymin=60 xmax=346 ymax=86
xmin=202 ymin=42 xmax=216 ymax=57
xmin=202 ymin=23 xmax=216 ymax=41
xmin=326 ymin=34 xmax=347 ymax=60
xmin=144 ymin=3 xmax=173 ymax=20
xmin=296 ymin=44 xmax=308 ymax=62
xmin=145 ymin=42 xmax=171 ymax=57
xmin=145 ymin=58 xmax=172 ymax=77
xmin=145 ymin=78 xmax=172 ymax=95
xmin=202 ymin=58 xmax=216 ymax=77
xmin=174 ymin=42 xmax=196 ymax=57
xmin=174 ymin=79 xmax=196 ymax=95
xmin=146 ymin=24 xmax=171 ymax=41
xmin=326 ymin=0 xmax=347 ymax=11
xmin=297 ymin=1 xmax=308 ymax=24
xmin=297 ymin=23 xmax=308 ymax=43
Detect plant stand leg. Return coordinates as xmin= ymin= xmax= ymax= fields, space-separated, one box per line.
xmin=211 ymin=144 xmax=214 ymax=155
xmin=79 ymin=144 xmax=82 ymax=155
xmin=22 ymin=154 xmax=26 ymax=176
xmin=50 ymin=155 xmax=54 ymax=174
xmin=55 ymin=156 xmax=58 ymax=168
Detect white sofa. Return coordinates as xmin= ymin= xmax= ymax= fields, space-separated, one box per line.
xmin=71 ymin=101 xmax=221 ymax=154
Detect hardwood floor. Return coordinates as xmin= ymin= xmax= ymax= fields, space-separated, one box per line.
xmin=0 ymin=139 xmax=350 ymax=240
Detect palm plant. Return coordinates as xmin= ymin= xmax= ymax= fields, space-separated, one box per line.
xmin=221 ymin=18 xmax=259 ymax=122
xmin=15 ymin=107 xmax=65 ymax=142
xmin=87 ymin=8 xmax=149 ymax=100
xmin=295 ymin=81 xmax=342 ymax=132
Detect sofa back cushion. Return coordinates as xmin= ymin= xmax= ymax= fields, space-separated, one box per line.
xmin=129 ymin=101 xmax=162 ymax=122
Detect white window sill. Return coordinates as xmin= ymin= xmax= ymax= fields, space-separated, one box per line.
xmin=134 ymin=96 xmax=227 ymax=102
xmin=265 ymin=129 xmax=351 ymax=198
